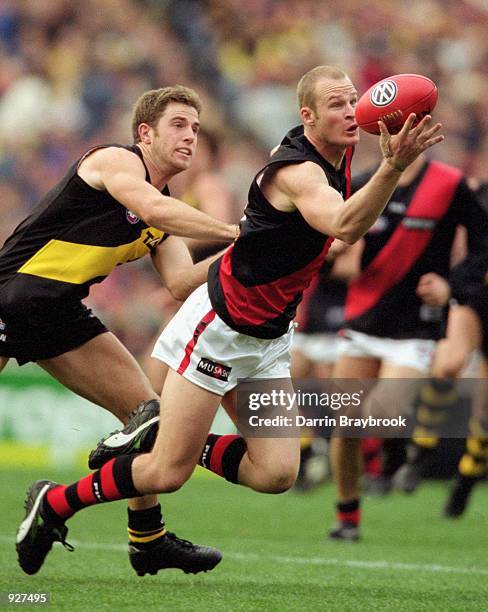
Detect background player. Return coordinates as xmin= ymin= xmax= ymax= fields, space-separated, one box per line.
xmin=433 ymin=250 xmax=488 ymax=517
xmin=328 ymin=153 xmax=488 ymax=541
xmin=1 ymin=85 xmax=238 ymax=575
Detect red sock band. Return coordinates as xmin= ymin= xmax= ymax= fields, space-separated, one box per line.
xmin=337 ymin=508 xmax=361 ymax=525
xmin=210 ymin=434 xmax=241 ymax=477
xmin=46 ymin=485 xmax=73 ymax=520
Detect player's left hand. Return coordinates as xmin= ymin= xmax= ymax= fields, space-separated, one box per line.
xmin=416 ymin=272 xmax=450 ymax=307
xmin=379 ymin=113 xmax=444 ymax=171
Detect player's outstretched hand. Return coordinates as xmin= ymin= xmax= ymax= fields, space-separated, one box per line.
xmin=378 ymin=113 xmax=444 ymax=171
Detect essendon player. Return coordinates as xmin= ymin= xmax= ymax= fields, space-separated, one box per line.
xmin=328 ymin=154 xmax=488 ymax=541
xmin=16 ymin=66 xmax=443 ymax=574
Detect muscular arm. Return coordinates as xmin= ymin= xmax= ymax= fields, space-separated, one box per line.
xmin=151 ymin=237 xmax=225 ymax=301
xmin=78 ymin=147 xmax=237 ymax=242
xmin=268 ymin=114 xmax=443 ymax=244
xmin=272 ymin=159 xmax=403 ymax=243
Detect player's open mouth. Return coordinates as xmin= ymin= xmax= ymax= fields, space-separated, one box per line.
xmin=176 ymin=148 xmax=192 ymax=157
xmin=346 ymin=124 xmax=358 ymax=133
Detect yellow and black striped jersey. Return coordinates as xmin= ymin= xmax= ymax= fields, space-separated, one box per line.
xmin=0 ymin=144 xmax=168 ymax=302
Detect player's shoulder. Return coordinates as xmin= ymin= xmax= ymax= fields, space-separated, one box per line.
xmin=80 ymin=144 xmax=145 ymax=173
xmin=273 ymin=160 xmax=327 ymax=188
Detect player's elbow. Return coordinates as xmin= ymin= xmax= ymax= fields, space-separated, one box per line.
xmin=328 ymin=212 xmax=362 ymax=245
xmin=166 ymin=278 xmax=192 ymax=302
xmin=331 ymin=226 xmax=361 ymax=245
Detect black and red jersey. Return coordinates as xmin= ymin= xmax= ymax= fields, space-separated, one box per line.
xmin=344 ymin=160 xmax=488 ymax=339
xmin=207 ymin=125 xmax=352 ymax=339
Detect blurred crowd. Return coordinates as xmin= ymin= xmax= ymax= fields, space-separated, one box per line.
xmin=1 ymin=0 xmax=487 ymax=359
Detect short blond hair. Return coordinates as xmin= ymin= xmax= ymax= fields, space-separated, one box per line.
xmin=297 ymin=66 xmax=349 ymax=111
xmin=131 ymin=85 xmax=202 ymax=143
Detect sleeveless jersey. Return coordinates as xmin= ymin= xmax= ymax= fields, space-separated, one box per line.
xmin=207 ymin=125 xmax=352 ymax=339
xmin=344 ymin=160 xmax=488 ymax=339
xmin=0 ymin=145 xmax=168 ymax=305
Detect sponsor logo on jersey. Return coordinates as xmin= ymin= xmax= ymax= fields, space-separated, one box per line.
xmin=402 ymin=217 xmax=436 ymax=230
xmin=369 ymin=216 xmax=389 ymax=234
xmin=388 ymin=201 xmax=407 ymax=214
xmin=370 ymin=80 xmax=398 ymax=107
xmin=197 ymin=358 xmax=232 ymax=381
xmin=126 ymin=210 xmax=140 ymax=224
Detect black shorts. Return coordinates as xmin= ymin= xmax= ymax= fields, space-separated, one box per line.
xmin=0 ymin=299 xmax=108 ymax=366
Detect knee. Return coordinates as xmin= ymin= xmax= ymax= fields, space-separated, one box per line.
xmin=143 ymin=461 xmax=192 ymax=494
xmin=257 ymin=464 xmax=299 ymax=494
xmin=432 ymin=340 xmax=466 ymax=378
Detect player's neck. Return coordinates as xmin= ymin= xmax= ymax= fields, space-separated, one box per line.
xmin=136 ymin=144 xmax=180 ymax=189
xmin=304 ymin=132 xmax=345 ymax=169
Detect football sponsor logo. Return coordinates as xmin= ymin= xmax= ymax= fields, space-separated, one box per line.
xmin=197 ymin=358 xmax=232 ymax=381
xmin=370 ymin=80 xmax=398 ymax=107
xmin=402 ymin=217 xmax=436 ymax=230
xmin=126 ymin=210 xmax=140 ymax=224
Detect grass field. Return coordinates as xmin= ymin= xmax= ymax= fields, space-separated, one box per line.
xmin=1 ymin=467 xmax=487 ymax=611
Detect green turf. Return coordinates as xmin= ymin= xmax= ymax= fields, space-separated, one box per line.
xmin=1 ymin=467 xmax=487 ymax=611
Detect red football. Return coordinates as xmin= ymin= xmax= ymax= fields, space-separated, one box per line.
xmin=355 ymin=74 xmax=438 ymax=135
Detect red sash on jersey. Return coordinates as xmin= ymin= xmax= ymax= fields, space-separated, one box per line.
xmin=345 ymin=161 xmax=462 ymax=321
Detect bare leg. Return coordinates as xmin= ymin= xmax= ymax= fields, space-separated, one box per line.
xmin=38 ymin=332 xmax=158 ymax=420
xmin=0 ymin=356 xmax=9 ymax=373
xmin=131 ymin=371 xmax=300 ymax=495
xmin=131 ymin=370 xmax=222 ymax=493
xmin=432 ymin=305 xmax=482 ymax=378
xmin=38 ymin=332 xmax=160 ymax=512
xmin=329 ymin=356 xmax=380 ymax=502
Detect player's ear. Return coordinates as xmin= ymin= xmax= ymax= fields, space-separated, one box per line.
xmin=138 ymin=123 xmax=152 ymax=144
xmin=300 ymin=107 xmax=315 ymax=126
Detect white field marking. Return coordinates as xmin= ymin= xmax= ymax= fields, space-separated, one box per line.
xmin=2 ymin=535 xmax=488 ymax=576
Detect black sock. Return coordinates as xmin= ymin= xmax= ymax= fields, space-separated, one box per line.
xmin=127 ymin=504 xmax=166 ymax=550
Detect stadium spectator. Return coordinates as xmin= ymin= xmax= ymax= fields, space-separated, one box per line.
xmin=15 ymin=65 xmax=443 ymax=576
xmin=328 ymin=154 xmax=488 ymax=541
xmin=2 ymin=85 xmax=238 ymax=576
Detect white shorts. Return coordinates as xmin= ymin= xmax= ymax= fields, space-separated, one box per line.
xmin=338 ymin=329 xmax=436 ymax=374
xmin=152 ymin=284 xmax=293 ymax=396
xmin=292 ymin=332 xmax=344 ymax=364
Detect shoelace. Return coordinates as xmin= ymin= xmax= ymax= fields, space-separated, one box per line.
xmin=49 ymin=526 xmax=75 ymax=552
xmin=165 ymin=532 xmax=195 ymax=549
